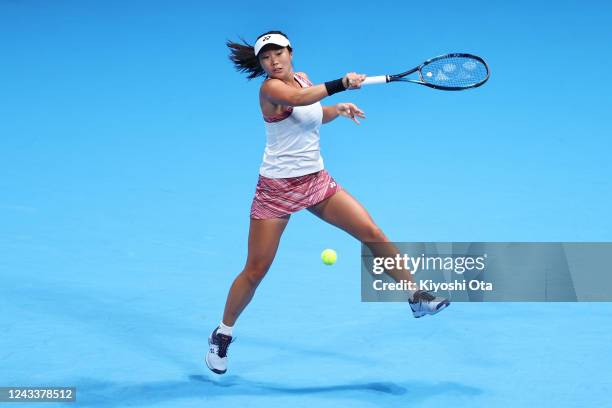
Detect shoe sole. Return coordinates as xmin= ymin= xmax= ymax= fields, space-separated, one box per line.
xmin=205 ymin=354 xmax=226 ymax=374
xmin=205 ymin=336 xmax=227 ymax=375
xmin=412 ymin=300 xmax=450 ymax=318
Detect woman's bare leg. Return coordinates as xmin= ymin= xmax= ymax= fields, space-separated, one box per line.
xmin=221 ymin=216 xmax=290 ymax=326
xmin=307 ymin=190 xmax=414 ymax=283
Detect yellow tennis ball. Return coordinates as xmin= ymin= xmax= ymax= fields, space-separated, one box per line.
xmin=321 ymin=249 xmax=337 ymax=265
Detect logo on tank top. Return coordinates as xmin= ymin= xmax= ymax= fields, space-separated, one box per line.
xmin=330 ymin=181 xmax=336 ymax=189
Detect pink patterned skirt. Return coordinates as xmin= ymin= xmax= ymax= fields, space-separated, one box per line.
xmin=250 ymin=169 xmax=342 ymax=219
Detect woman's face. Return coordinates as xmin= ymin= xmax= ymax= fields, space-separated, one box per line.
xmin=258 ymin=47 xmax=293 ymax=79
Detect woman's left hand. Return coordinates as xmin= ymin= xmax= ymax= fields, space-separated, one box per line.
xmin=336 ymin=103 xmax=366 ymax=125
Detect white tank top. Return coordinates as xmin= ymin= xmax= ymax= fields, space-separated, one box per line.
xmin=259 ymin=73 xmax=324 ymax=178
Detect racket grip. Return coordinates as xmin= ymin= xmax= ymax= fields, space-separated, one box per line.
xmin=362 ymin=75 xmax=388 ymax=85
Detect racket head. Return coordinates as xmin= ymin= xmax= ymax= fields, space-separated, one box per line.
xmin=391 ymin=53 xmax=490 ymax=90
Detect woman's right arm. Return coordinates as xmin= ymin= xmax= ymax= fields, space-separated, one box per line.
xmin=260 ymin=73 xmax=366 ymax=107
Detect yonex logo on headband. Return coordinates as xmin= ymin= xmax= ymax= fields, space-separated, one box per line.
xmin=254 ymin=33 xmax=291 ymax=56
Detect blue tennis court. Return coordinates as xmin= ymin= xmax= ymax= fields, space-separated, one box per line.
xmin=2 ymin=1 xmax=611 ymax=406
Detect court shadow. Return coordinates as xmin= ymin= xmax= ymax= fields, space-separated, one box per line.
xmin=72 ymin=374 xmax=481 ymax=407
xmin=189 ymin=374 xmax=407 ymax=395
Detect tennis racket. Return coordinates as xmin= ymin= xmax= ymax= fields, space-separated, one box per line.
xmin=362 ymin=53 xmax=489 ymax=91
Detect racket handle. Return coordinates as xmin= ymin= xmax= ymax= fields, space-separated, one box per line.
xmin=362 ymin=75 xmax=388 ymax=85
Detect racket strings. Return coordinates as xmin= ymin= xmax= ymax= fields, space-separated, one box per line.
xmin=420 ymin=57 xmax=488 ymax=88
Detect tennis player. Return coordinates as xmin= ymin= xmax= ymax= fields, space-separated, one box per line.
xmin=206 ymin=31 xmax=449 ymax=375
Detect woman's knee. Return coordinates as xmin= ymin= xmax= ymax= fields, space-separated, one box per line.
xmin=242 ymin=259 xmax=273 ymax=285
xmin=359 ymin=224 xmax=388 ymax=243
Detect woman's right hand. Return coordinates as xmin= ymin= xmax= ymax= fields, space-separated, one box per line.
xmin=343 ymin=72 xmax=367 ymax=89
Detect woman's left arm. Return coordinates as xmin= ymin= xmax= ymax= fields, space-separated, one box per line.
xmin=298 ymin=72 xmax=366 ymax=125
xmin=323 ymin=103 xmax=366 ymax=125
xmin=322 ymin=105 xmax=339 ymax=124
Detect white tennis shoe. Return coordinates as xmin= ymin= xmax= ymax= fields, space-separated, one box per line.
xmin=409 ymin=290 xmax=450 ymax=318
xmin=205 ymin=328 xmax=234 ymax=375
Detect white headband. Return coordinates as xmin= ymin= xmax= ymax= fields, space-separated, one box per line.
xmin=254 ymin=33 xmax=291 ymax=56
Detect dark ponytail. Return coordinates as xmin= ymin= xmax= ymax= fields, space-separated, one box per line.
xmin=227 ymin=30 xmax=292 ymax=80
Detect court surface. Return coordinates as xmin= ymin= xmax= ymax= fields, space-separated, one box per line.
xmin=2 ymin=200 xmax=612 ymax=407
xmin=2 ymin=1 xmax=612 ymax=406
